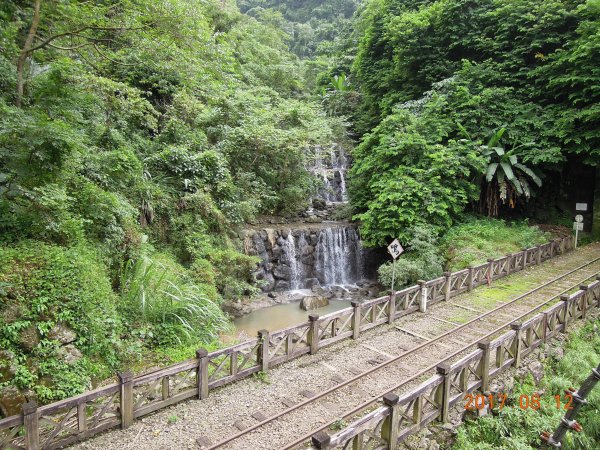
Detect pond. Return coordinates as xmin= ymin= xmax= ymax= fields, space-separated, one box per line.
xmin=233 ymin=299 xmax=351 ymax=338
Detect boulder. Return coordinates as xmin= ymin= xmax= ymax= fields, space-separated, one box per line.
xmin=19 ymin=326 xmax=39 ymax=351
xmin=48 ymin=323 xmax=77 ymax=344
xmin=300 ymin=295 xmax=329 ymax=311
xmin=273 ymin=265 xmax=291 ymax=280
xmin=529 ymin=360 xmax=545 ymax=385
xmin=58 ymin=344 xmax=83 ymax=365
xmin=0 ymin=385 xmax=26 ymax=418
xmin=0 ymin=350 xmax=16 ymax=383
xmin=312 ymin=198 xmax=327 ymax=209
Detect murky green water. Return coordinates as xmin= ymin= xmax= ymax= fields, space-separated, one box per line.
xmin=233 ymin=300 xmax=351 ymax=338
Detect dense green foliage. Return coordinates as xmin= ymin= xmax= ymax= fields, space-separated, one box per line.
xmin=0 ymin=0 xmax=343 ymax=407
xmin=0 ymin=0 xmax=596 ymax=416
xmin=378 ymin=218 xmax=548 ymax=287
xmin=454 ymin=318 xmax=600 ymax=449
xmin=346 ymin=0 xmax=600 ymax=245
xmin=0 ymin=243 xmax=120 ymax=402
xmin=377 ymin=224 xmax=443 ymax=289
xmin=239 ymin=0 xmax=359 ymax=58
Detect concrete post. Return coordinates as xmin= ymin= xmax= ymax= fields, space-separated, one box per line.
xmin=196 ymin=349 xmax=209 ymax=399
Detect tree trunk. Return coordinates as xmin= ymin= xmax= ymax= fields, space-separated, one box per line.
xmin=16 ymin=0 xmax=42 ymax=107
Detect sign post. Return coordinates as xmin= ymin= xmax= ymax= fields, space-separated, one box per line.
xmin=573 ymin=215 xmax=583 ymax=249
xmin=387 ymin=239 xmax=404 ymax=295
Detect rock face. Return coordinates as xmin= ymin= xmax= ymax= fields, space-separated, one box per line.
xmin=243 ymin=224 xmax=366 ymax=291
xmin=0 ymin=386 xmax=26 ymax=418
xmin=48 ymin=323 xmax=77 ymax=344
xmin=300 ymin=295 xmax=329 ymax=311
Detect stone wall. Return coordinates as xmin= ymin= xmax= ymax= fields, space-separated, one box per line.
xmin=242 ymin=223 xmax=375 ymax=291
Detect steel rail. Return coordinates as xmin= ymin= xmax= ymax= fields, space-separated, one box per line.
xmin=203 ymin=256 xmax=600 ymax=450
xmin=280 ymin=269 xmax=600 ymax=450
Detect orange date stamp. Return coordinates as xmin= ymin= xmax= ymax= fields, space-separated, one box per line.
xmin=464 ymin=393 xmax=574 ymax=411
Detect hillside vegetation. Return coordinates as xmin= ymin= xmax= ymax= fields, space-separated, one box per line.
xmin=0 ymin=0 xmax=342 ymax=410
xmin=1 ymin=0 xmax=598 ymax=419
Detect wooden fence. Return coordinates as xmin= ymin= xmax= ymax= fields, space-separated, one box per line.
xmin=312 ymin=262 xmax=599 ymax=450
xmin=0 ymin=237 xmax=573 ymax=449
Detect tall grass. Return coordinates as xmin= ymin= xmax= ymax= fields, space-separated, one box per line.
xmin=119 ymin=254 xmax=231 ymax=344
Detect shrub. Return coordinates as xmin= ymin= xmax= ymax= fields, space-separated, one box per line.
xmin=119 ymin=252 xmax=232 ymax=346
xmin=377 ymin=225 xmax=444 ymax=289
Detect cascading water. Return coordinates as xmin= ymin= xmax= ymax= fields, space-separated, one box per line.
xmin=314 ymin=227 xmax=363 ymax=286
xmin=311 ymin=144 xmax=349 ymax=203
xmin=281 ymin=234 xmax=301 ymax=290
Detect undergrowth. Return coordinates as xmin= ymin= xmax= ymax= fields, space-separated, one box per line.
xmin=453 ymin=318 xmax=600 ymax=449
xmin=440 ymin=217 xmax=550 ymax=271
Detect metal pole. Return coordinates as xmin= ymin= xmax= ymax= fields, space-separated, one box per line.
xmin=575 ymin=227 xmax=579 ymax=249
xmin=541 ymin=363 xmax=600 ymax=448
xmin=391 ymin=259 xmax=397 ymax=296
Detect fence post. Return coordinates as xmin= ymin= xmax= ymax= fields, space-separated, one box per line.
xmin=23 ymin=401 xmax=39 ymax=450
xmin=487 ymin=259 xmax=494 ymax=283
xmin=436 ymin=363 xmax=452 ymax=423
xmin=388 ymin=292 xmax=396 ymax=324
xmin=579 ymin=284 xmax=589 ymax=319
xmin=308 ymin=314 xmax=320 ymax=355
xmin=536 ymin=245 xmax=542 ymax=265
xmin=418 ymin=280 xmax=428 ymax=312
xmin=196 ymin=349 xmax=209 ymax=399
xmin=118 ymin=371 xmax=134 ymax=429
xmin=381 ymin=393 xmax=400 ymax=450
xmin=444 ymin=272 xmax=452 ymax=301
xmin=467 ymin=266 xmax=475 ymax=291
xmin=351 ymin=301 xmax=361 ymax=339
xmin=561 ymin=294 xmax=570 ymax=332
xmin=510 ymin=323 xmax=523 ymax=368
xmin=312 ymin=430 xmax=331 ymax=449
xmin=506 ymin=253 xmax=513 ymax=275
xmin=550 ymin=241 xmax=555 ymax=258
xmin=257 ymin=329 xmax=270 ymax=372
xmin=521 ymin=248 xmax=528 ymax=270
xmin=478 ymin=340 xmax=491 ymax=393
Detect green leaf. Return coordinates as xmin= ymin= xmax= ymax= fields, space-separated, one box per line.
xmin=500 ymin=162 xmax=516 ymax=181
xmin=486 ymin=163 xmax=499 ymax=182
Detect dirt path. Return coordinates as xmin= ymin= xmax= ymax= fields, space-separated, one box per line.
xmin=71 ymin=243 xmax=600 ymax=450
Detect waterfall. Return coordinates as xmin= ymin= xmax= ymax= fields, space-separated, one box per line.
xmin=314 ymin=227 xmax=363 ymax=286
xmin=311 ymin=144 xmax=350 ymax=204
xmin=281 ymin=234 xmax=301 ymax=290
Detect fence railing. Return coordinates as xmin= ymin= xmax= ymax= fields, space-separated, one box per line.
xmin=313 ymin=262 xmax=599 ymax=450
xmin=0 ymin=236 xmax=574 ymax=450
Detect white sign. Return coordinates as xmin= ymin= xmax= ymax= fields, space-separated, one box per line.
xmin=576 ymin=203 xmax=588 ymax=211
xmin=575 ymin=214 xmax=584 ymax=223
xmin=387 ymin=239 xmax=404 ymax=260
xmin=573 ymin=222 xmax=584 ymax=231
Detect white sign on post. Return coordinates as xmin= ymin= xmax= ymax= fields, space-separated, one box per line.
xmin=573 ymin=222 xmax=584 ymax=231
xmin=576 ymin=203 xmax=588 ymax=211
xmin=575 ymin=214 xmax=584 ymax=223
xmin=387 ymin=239 xmax=404 ymax=260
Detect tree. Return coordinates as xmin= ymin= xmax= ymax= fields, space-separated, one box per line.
xmin=479 ymin=129 xmax=542 ymax=217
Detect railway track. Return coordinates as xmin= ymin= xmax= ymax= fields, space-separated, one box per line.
xmin=201 ymin=257 xmax=600 ymax=450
